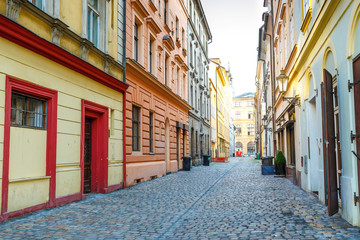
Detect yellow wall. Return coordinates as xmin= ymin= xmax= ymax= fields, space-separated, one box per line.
xmin=0 ymin=37 xmax=124 ymax=204
xmin=8 ymin=178 xmax=49 ymax=212
xmin=9 ymin=128 xmax=47 ymax=179
xmin=0 ymin=74 xmax=5 ymax=211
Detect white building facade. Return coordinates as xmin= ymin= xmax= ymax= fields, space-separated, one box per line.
xmin=187 ymin=0 xmax=212 ymax=165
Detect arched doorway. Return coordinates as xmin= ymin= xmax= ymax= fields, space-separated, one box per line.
xmin=165 ymin=118 xmax=170 ymax=173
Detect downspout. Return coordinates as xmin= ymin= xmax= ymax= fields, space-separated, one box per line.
xmin=270 ymin=0 xmax=276 ymax=157
xmin=215 ymin=66 xmax=219 ymax=158
xmin=122 ymin=0 xmax=127 ymax=189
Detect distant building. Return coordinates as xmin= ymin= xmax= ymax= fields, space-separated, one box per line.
xmin=232 ymin=93 xmax=256 ymax=156
xmin=209 ymin=58 xmax=232 ymax=162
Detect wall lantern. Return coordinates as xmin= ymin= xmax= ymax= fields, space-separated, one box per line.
xmin=262 ymin=116 xmax=267 ymax=126
xmin=276 ymin=69 xmax=301 ymax=107
xmin=276 ymin=69 xmax=288 ymax=94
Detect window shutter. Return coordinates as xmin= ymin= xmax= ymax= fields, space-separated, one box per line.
xmin=353 ymin=56 xmax=360 ymax=200
xmin=323 ymin=69 xmax=338 ymax=216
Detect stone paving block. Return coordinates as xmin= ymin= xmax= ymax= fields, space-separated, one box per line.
xmin=0 ymin=158 xmax=359 ymax=239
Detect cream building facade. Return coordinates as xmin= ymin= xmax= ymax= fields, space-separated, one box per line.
xmin=257 ymin=0 xmax=360 ymax=226
xmin=233 ymin=93 xmax=255 ymax=156
xmin=209 ymin=58 xmax=231 ymax=162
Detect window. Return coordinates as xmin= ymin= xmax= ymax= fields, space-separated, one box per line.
xmin=190 ymin=85 xmax=193 ymax=107
xmin=134 ymin=23 xmax=139 ymax=61
xmin=165 ymin=54 xmax=169 ymax=85
xmin=177 ymin=67 xmax=181 ymax=95
xmin=28 ymin=0 xmax=44 ymax=10
xmin=87 ymin=0 xmax=100 ymax=47
xmin=132 ymin=105 xmax=141 ymax=151
xmin=182 ymin=29 xmax=185 ymax=48
xmin=11 ymin=92 xmax=47 ymax=129
xmin=149 ymin=112 xmax=154 ymax=153
xmin=190 ymin=43 xmax=193 ymax=65
xmin=248 ymin=112 xmax=253 ymax=119
xmin=248 ymin=124 xmax=254 ymax=136
xmin=164 ymin=0 xmax=168 ymax=25
xmin=149 ymin=37 xmax=156 ymax=73
xmin=175 ymin=17 xmax=179 ymax=39
xmin=235 ymin=112 xmax=240 ymax=120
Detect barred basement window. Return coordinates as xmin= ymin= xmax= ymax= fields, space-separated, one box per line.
xmin=132 ymin=105 xmax=141 ymax=151
xmin=11 ymin=93 xmax=47 ymax=129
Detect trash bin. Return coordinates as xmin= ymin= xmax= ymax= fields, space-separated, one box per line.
xmin=256 ymin=153 xmax=260 ymax=159
xmin=183 ymin=156 xmax=192 ymax=171
xmin=261 ymin=156 xmax=274 ymax=175
xmin=203 ymin=155 xmax=210 ymax=166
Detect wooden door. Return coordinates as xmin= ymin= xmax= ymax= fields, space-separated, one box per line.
xmin=84 ymin=117 xmax=92 ymax=193
xmin=353 ymin=56 xmax=360 ymax=200
xmin=322 ymin=69 xmax=338 ymax=216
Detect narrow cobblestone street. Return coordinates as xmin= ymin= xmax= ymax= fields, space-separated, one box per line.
xmin=1 ymin=157 xmax=359 ymax=239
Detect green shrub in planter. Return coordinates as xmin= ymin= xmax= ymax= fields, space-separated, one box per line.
xmin=274 ymin=150 xmax=286 ymax=175
xmin=275 ymin=150 xmax=286 ymax=164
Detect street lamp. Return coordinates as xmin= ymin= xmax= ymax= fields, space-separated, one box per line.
xmin=276 ymin=69 xmax=301 ymax=106
xmin=276 ymin=69 xmax=288 ymax=94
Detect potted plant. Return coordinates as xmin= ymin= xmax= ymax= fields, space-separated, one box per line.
xmin=274 ymin=150 xmax=286 ymax=175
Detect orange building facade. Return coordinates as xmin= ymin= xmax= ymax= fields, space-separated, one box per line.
xmin=125 ymin=0 xmax=190 ymax=186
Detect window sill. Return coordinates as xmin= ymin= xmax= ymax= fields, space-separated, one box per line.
xmin=149 ymin=152 xmax=155 ymax=155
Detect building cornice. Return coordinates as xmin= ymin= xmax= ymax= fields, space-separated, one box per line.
xmin=126 ymin=58 xmax=192 ymax=111
xmin=0 ymin=14 xmax=129 ymax=93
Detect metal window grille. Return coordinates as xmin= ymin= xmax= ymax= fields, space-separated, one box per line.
xmin=11 ymin=92 xmax=47 ymax=129
xmin=132 ymin=105 xmax=140 ymax=151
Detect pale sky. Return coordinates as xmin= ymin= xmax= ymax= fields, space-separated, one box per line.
xmin=202 ymin=0 xmax=266 ymax=96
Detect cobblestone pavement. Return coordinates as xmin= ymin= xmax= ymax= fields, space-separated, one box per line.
xmin=0 ymin=157 xmax=360 ymax=239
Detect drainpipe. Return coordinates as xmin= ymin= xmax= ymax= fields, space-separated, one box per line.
xmin=215 ymin=66 xmax=219 ymax=158
xmin=270 ymin=0 xmax=276 ymax=157
xmin=122 ymin=0 xmax=127 ymax=189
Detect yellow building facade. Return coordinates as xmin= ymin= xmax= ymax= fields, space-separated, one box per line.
xmin=0 ymin=0 xmax=127 ymax=221
xmin=209 ymin=59 xmax=231 ymax=162
xmin=232 ymin=93 xmax=255 ymax=156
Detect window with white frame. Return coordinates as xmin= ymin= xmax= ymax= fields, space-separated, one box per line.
xmin=87 ymin=0 xmax=100 ymax=47
xmin=28 ymin=0 xmax=45 ymax=10
xmin=235 ymin=112 xmax=240 ymax=120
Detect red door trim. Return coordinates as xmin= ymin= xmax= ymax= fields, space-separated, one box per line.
xmin=81 ymin=100 xmax=109 ymax=196
xmin=123 ymin=92 xmax=127 ymax=188
xmin=1 ymin=76 xmax=58 ymax=221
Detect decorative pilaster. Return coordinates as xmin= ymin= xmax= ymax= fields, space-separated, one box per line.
xmin=104 ymin=56 xmax=113 ymax=74
xmin=81 ymin=41 xmax=91 ymax=61
xmin=6 ymin=0 xmax=22 ymax=22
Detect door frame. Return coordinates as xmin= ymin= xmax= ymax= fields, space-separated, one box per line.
xmin=81 ymin=100 xmax=108 ymax=196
